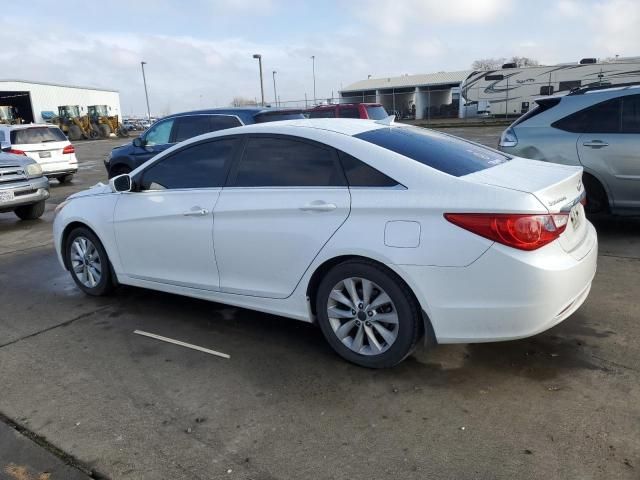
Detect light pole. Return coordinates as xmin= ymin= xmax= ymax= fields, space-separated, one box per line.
xmin=272 ymin=71 xmax=278 ymax=107
xmin=140 ymin=61 xmax=151 ymax=120
xmin=253 ymin=54 xmax=265 ymax=106
xmin=311 ymin=55 xmax=316 ymax=104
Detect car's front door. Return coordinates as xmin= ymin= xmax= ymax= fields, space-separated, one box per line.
xmin=214 ymin=135 xmax=350 ymax=298
xmin=576 ymin=94 xmax=640 ymax=210
xmin=113 ymin=138 xmax=238 ymax=289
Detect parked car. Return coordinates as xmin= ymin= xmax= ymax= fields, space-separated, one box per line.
xmin=0 ymin=151 xmax=49 ymax=220
xmin=104 ymin=107 xmax=306 ymax=178
xmin=0 ymin=124 xmax=78 ymax=184
xmin=498 ymin=83 xmax=640 ymax=215
xmin=307 ymin=103 xmax=388 ymax=120
xmin=55 ymin=118 xmax=596 ymax=368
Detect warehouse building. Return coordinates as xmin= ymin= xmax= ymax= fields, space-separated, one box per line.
xmin=0 ymin=79 xmax=121 ymax=124
xmin=340 ymin=70 xmax=472 ymax=120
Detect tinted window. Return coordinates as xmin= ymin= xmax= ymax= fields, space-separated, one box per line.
xmin=539 ymin=85 xmax=554 ymax=96
xmin=340 ymin=107 xmax=360 ymax=118
xmin=210 ymin=115 xmax=242 ymax=130
xmin=233 ymin=137 xmax=345 ymax=187
xmin=309 ymin=109 xmax=336 ymax=118
xmin=145 ymin=119 xmax=174 ymax=145
xmin=553 ymin=98 xmax=621 ymax=133
xmin=365 ymin=105 xmax=388 ymax=120
xmin=11 ymin=127 xmax=66 ymax=144
xmin=173 ymin=116 xmax=211 ymax=142
xmin=558 ymin=80 xmax=581 ymax=92
xmin=622 ymin=95 xmax=640 ymax=133
xmin=254 ymin=111 xmax=305 ymax=123
xmin=140 ymin=139 xmax=236 ymax=190
xmin=338 ymin=152 xmax=399 ymax=187
xmin=354 ymin=127 xmax=509 ymax=177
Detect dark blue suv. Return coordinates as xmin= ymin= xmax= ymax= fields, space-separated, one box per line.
xmin=104 ymin=107 xmax=304 ymax=178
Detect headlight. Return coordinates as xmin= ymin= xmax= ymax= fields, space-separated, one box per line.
xmin=54 ymin=199 xmax=70 ymax=216
xmin=25 ymin=162 xmax=43 ymax=178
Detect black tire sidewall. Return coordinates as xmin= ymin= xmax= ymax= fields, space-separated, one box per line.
xmin=315 ymin=261 xmax=420 ymax=368
xmin=66 ymin=227 xmax=112 ymax=296
xmin=14 ymin=200 xmax=45 ymax=220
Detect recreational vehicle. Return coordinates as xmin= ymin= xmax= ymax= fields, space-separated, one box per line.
xmin=461 ymin=57 xmax=640 ymax=117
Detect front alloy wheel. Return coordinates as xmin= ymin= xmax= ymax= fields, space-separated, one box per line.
xmin=66 ymin=227 xmax=114 ymax=296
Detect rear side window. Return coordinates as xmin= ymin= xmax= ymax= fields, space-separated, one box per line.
xmin=339 ymin=107 xmax=360 ymax=118
xmin=354 ymin=127 xmax=509 ymax=177
xmin=308 ymin=109 xmax=336 ymax=118
xmin=365 ymin=105 xmax=388 ymax=120
xmin=553 ymin=98 xmax=621 ymax=133
xmin=512 ymin=98 xmax=561 ymax=126
xmin=209 ymin=115 xmax=242 ymax=131
xmin=140 ymin=139 xmax=236 ymax=190
xmin=173 ymin=116 xmax=211 ymax=143
xmin=254 ymin=111 xmax=305 ymax=123
xmin=622 ymin=95 xmax=640 ymax=133
xmin=232 ymin=137 xmax=345 ymax=187
xmin=539 ymin=85 xmax=554 ymax=95
xmin=11 ymin=127 xmax=66 ymax=144
xmin=338 ymin=152 xmax=399 ymax=187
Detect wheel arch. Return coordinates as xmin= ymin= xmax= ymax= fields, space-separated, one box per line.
xmin=582 ymin=169 xmax=611 ymax=212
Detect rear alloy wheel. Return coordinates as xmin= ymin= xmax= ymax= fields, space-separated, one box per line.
xmin=316 ymin=261 xmax=422 ymax=368
xmin=66 ymin=227 xmax=114 ymax=296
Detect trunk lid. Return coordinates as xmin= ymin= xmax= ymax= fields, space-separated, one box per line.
xmin=464 ymin=157 xmax=589 ymax=258
xmin=14 ymin=141 xmax=68 ymax=166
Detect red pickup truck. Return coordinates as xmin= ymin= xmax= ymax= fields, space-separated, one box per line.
xmin=306 ymin=103 xmax=388 ymax=120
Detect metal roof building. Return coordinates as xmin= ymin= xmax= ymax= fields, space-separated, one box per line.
xmin=0 ymin=80 xmax=121 ymax=124
xmin=340 ymin=70 xmax=472 ymax=120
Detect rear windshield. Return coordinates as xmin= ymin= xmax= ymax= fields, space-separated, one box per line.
xmin=365 ymin=105 xmax=388 ymax=120
xmin=254 ymin=112 xmax=305 ymax=123
xmin=11 ymin=127 xmax=67 ymax=144
xmin=354 ymin=126 xmax=509 ymax=177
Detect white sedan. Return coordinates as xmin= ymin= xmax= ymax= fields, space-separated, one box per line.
xmin=53 ymin=119 xmax=597 ymax=368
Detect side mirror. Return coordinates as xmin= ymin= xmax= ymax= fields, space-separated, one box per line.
xmin=0 ymin=141 xmax=10 ymax=152
xmin=109 ymin=174 xmax=132 ymax=193
xmin=132 ymin=136 xmax=145 ymax=148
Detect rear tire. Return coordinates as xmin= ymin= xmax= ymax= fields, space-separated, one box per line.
xmin=99 ymin=124 xmax=111 ymax=138
xmin=315 ymin=260 xmax=423 ymax=368
xmin=14 ymin=200 xmax=45 ymax=220
xmin=65 ymin=227 xmax=114 ymax=296
xmin=58 ymin=174 xmax=73 ymax=184
xmin=68 ymin=125 xmax=82 ymax=141
xmin=583 ymin=175 xmax=609 ymax=214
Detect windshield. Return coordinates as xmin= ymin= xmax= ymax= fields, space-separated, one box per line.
xmin=365 ymin=105 xmax=388 ymax=120
xmin=59 ymin=106 xmax=80 ymax=118
xmin=354 ymin=126 xmax=509 ymax=177
xmin=11 ymin=127 xmax=67 ymax=144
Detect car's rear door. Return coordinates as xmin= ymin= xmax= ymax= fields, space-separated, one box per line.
xmin=213 ymin=135 xmax=350 ymax=298
xmin=574 ymin=94 xmax=640 ymax=210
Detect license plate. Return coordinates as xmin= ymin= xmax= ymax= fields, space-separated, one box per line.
xmin=569 ymin=205 xmax=582 ymax=230
xmin=39 ymin=151 xmax=51 ymax=158
xmin=0 ymin=190 xmax=15 ymax=203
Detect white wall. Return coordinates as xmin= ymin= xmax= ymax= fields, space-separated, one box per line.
xmin=0 ymin=81 xmax=121 ymax=123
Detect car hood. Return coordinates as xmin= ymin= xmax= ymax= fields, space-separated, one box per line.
xmin=0 ymin=152 xmax=36 ymax=167
xmin=68 ymin=182 xmax=112 ymax=200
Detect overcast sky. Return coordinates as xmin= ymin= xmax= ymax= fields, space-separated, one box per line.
xmin=4 ymin=0 xmax=639 ymax=116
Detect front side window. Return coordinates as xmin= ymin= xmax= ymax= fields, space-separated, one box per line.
xmin=354 ymin=126 xmax=509 ymax=177
xmin=172 ymin=116 xmax=211 ymax=143
xmin=553 ymin=98 xmax=621 ymax=133
xmin=232 ymin=137 xmax=345 ymax=187
xmin=622 ymin=95 xmax=640 ymax=133
xmin=140 ymin=139 xmax=236 ymax=190
xmin=308 ymin=109 xmax=336 ymax=118
xmin=144 ymin=119 xmax=175 ymax=146
xmin=339 ymin=107 xmax=360 ymax=118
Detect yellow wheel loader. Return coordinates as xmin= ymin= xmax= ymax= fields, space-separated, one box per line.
xmin=54 ymin=106 xmax=99 ymax=141
xmin=88 ymin=105 xmax=129 ymax=138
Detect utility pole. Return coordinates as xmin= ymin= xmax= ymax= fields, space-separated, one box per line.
xmin=253 ymin=54 xmax=265 ymax=106
xmin=272 ymin=71 xmax=278 ymax=107
xmin=311 ymin=55 xmax=316 ymax=105
xmin=140 ymin=61 xmax=151 ymax=120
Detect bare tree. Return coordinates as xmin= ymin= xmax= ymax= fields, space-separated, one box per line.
xmin=509 ymin=56 xmax=539 ymax=67
xmin=230 ymin=96 xmax=258 ymax=107
xmin=471 ymin=58 xmax=505 ymax=70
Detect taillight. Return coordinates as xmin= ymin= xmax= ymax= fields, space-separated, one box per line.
xmin=7 ymin=148 xmax=26 ymax=156
xmin=444 ymin=213 xmax=569 ymax=251
xmin=63 ymin=144 xmax=75 ymax=154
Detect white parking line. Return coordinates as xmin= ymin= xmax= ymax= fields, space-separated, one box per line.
xmin=133 ymin=330 xmax=230 ymax=359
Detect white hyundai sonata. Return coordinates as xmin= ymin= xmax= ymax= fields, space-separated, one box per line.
xmin=53 ymin=119 xmax=597 ymax=368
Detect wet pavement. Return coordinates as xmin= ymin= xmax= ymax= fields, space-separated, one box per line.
xmin=0 ymin=130 xmax=639 ymax=479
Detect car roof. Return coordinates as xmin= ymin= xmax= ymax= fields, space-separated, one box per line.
xmin=159 ymin=107 xmax=299 ymax=124
xmin=221 ymin=118 xmax=388 ymax=137
xmin=308 ymin=103 xmax=382 ymax=110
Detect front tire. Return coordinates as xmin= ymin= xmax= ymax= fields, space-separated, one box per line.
xmin=68 ymin=125 xmax=82 ymax=141
xmin=99 ymin=124 xmax=111 ymax=138
xmin=315 ymin=260 xmax=422 ymax=368
xmin=58 ymin=174 xmax=74 ymax=184
xmin=65 ymin=227 xmax=114 ymax=296
xmin=14 ymin=200 xmax=45 ymax=220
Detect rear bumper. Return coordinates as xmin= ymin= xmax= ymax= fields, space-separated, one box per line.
xmin=0 ymin=177 xmax=50 ymax=212
xmin=392 ymin=222 xmax=598 ymax=343
xmin=42 ymin=162 xmax=78 ymax=177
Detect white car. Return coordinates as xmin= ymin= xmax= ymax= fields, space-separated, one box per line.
xmin=0 ymin=124 xmax=78 ymax=184
xmin=53 ymin=119 xmax=597 ymax=368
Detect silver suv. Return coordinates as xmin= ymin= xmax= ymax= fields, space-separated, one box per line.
xmin=0 ymin=152 xmax=50 ymax=220
xmin=499 ymin=84 xmax=640 ymax=215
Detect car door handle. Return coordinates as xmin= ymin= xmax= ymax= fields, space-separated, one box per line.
xmin=300 ymin=201 xmax=337 ymax=212
xmin=183 ymin=207 xmax=209 ymax=216
xmin=583 ymin=140 xmax=609 ymax=148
